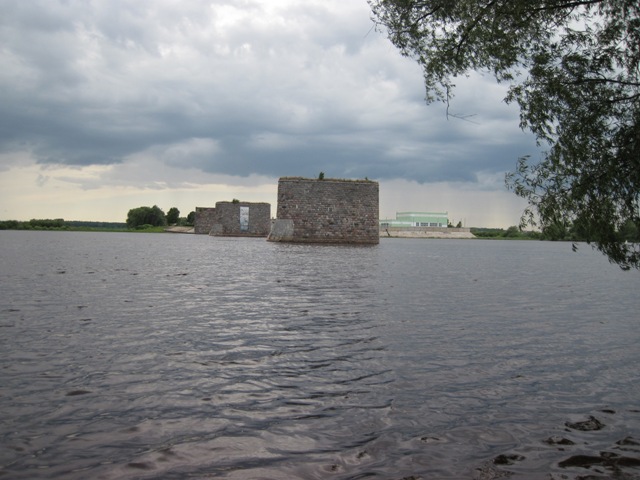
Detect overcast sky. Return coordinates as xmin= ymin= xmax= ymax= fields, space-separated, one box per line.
xmin=0 ymin=0 xmax=539 ymax=227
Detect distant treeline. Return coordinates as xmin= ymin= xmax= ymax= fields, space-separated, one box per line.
xmin=471 ymin=227 xmax=541 ymax=239
xmin=0 ymin=219 xmax=127 ymax=231
xmin=472 ymin=221 xmax=640 ymax=243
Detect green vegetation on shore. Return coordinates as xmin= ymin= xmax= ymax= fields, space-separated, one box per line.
xmin=0 ymin=219 xmax=163 ymax=233
xmin=126 ymin=205 xmax=195 ymax=229
xmin=4 ymin=218 xmax=638 ymax=243
xmin=0 ymin=205 xmax=196 ymax=233
xmin=472 ymin=221 xmax=640 ymax=244
xmin=471 ymin=227 xmax=541 ymax=240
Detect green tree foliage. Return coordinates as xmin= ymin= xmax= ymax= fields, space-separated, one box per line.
xmin=619 ymin=220 xmax=639 ymax=242
xmin=30 ymin=218 xmax=65 ymax=228
xmin=541 ymin=220 xmax=570 ymax=241
xmin=166 ymin=207 xmax=180 ymax=225
xmin=126 ymin=205 xmax=167 ymax=228
xmin=471 ymin=226 xmax=541 ymax=239
xmin=369 ymin=0 xmax=640 ymax=269
xmin=0 ymin=219 xmax=65 ymax=230
xmin=0 ymin=220 xmax=21 ymax=230
xmin=0 ymin=220 xmax=127 ymax=231
xmin=186 ymin=211 xmax=195 ymax=225
xmin=503 ymin=225 xmax=521 ymax=238
xmin=65 ymin=221 xmax=127 ymax=230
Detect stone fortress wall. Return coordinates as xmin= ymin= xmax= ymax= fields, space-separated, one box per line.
xmin=268 ymin=177 xmax=379 ymax=244
xmin=194 ymin=202 xmax=271 ymax=236
xmin=194 ymin=207 xmax=217 ymax=234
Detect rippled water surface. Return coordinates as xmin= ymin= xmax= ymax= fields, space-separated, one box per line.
xmin=1 ymin=231 xmax=639 ymax=479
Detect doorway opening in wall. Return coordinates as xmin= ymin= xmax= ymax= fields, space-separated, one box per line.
xmin=240 ymin=206 xmax=249 ymax=232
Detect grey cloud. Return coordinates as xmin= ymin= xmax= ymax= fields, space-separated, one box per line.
xmin=0 ymin=0 xmax=538 ymax=188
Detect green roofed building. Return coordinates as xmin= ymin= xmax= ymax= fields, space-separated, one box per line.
xmin=380 ymin=212 xmax=448 ymax=228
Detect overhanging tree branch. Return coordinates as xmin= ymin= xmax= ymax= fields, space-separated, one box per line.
xmin=369 ymin=0 xmax=640 ymax=269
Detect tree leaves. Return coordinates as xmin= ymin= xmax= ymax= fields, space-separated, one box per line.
xmin=370 ymin=0 xmax=640 ymax=269
xmin=126 ymin=205 xmax=167 ymax=229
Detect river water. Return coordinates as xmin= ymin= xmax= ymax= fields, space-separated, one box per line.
xmin=1 ymin=231 xmax=639 ymax=479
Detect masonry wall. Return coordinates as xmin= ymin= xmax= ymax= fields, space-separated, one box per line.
xmin=210 ymin=202 xmax=271 ymax=236
xmin=268 ymin=177 xmax=379 ymax=244
xmin=194 ymin=207 xmax=217 ymax=234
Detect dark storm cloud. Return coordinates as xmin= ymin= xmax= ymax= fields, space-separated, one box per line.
xmin=0 ymin=0 xmax=538 ymax=187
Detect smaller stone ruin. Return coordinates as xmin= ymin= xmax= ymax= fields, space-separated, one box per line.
xmin=194 ymin=201 xmax=271 ymax=236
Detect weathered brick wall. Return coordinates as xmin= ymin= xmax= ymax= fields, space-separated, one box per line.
xmin=194 ymin=207 xmax=216 ymax=234
xmin=210 ymin=202 xmax=271 ymax=236
xmin=269 ymin=177 xmax=379 ymax=244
